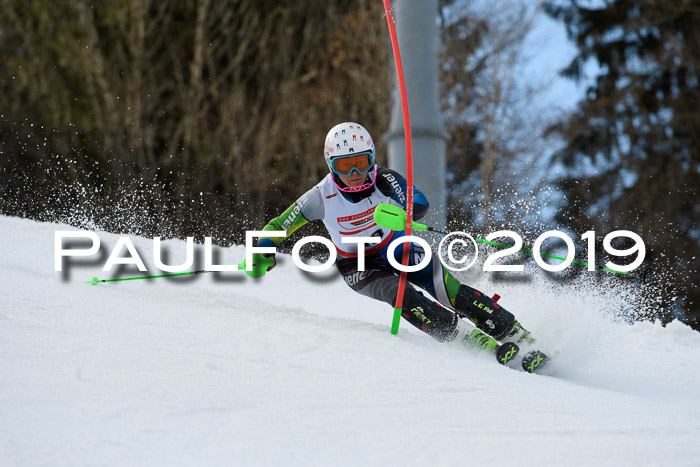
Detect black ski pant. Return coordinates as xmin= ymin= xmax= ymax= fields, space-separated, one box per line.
xmin=336 ymin=251 xmax=459 ymax=341
xmin=336 ymin=248 xmax=516 ymax=342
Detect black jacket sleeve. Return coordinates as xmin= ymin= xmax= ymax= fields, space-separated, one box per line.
xmin=375 ymin=166 xmax=430 ymax=221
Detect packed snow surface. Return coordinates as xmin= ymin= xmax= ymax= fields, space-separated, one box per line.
xmin=1 ymin=216 xmax=699 ymax=466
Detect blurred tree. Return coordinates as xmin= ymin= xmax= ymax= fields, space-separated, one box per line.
xmin=439 ymin=0 xmax=557 ymax=235
xmin=0 ymin=0 xmax=389 ymax=243
xmin=545 ymin=0 xmax=700 ymax=326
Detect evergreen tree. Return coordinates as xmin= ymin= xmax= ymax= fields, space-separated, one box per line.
xmin=546 ymin=0 xmax=700 ymax=326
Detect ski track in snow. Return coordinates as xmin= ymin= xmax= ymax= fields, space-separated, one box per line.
xmin=1 ymin=216 xmax=699 ymax=466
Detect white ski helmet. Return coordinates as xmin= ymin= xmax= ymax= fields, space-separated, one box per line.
xmin=323 ymin=122 xmax=376 ymax=192
xmin=323 ymin=122 xmax=375 ymax=171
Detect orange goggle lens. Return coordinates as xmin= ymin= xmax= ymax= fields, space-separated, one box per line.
xmin=331 ymin=152 xmax=373 ymax=176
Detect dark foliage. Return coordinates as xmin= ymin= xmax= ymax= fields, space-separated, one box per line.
xmin=545 ymin=0 xmax=700 ymax=327
xmin=0 ymin=0 xmax=389 ymax=247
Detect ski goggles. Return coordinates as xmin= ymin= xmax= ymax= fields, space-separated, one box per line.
xmin=330 ymin=151 xmax=375 ymax=176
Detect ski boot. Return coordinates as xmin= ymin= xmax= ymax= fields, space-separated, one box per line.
xmin=453 ymin=286 xmax=520 ymax=343
xmin=453 ymin=319 xmax=520 ymax=366
xmin=502 ymin=320 xmax=536 ymax=347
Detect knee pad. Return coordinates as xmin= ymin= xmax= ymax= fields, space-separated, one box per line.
xmin=453 ymin=285 xmax=515 ymax=340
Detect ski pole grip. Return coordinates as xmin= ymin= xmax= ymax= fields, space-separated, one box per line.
xmin=374 ymin=203 xmax=407 ymax=231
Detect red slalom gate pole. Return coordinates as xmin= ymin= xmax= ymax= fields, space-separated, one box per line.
xmin=383 ymin=0 xmax=414 ymax=335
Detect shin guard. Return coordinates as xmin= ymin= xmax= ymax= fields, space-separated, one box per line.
xmin=453 ymin=285 xmax=515 ymax=341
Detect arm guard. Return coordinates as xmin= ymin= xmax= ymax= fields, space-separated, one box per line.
xmin=257 ymin=202 xmax=309 ymax=248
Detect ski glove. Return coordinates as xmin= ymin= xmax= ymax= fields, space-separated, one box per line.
xmin=241 ymin=253 xmax=276 ymax=278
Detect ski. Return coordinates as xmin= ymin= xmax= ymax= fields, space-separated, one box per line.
xmin=496 ymin=342 xmax=520 ymax=366
xmin=521 ymin=350 xmax=550 ymax=373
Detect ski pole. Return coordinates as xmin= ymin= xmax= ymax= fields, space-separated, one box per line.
xmin=373 ymin=203 xmax=626 ymax=274
xmin=85 ymin=270 xmax=209 ymax=285
xmin=85 ymin=255 xmax=276 ymax=285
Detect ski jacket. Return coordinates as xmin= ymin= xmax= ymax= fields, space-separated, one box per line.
xmin=258 ymin=166 xmax=428 ymax=257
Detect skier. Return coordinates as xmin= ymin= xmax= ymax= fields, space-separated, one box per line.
xmin=250 ymin=122 xmax=547 ymax=372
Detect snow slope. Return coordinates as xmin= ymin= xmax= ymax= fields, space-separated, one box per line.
xmin=1 ymin=215 xmax=699 ymax=466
